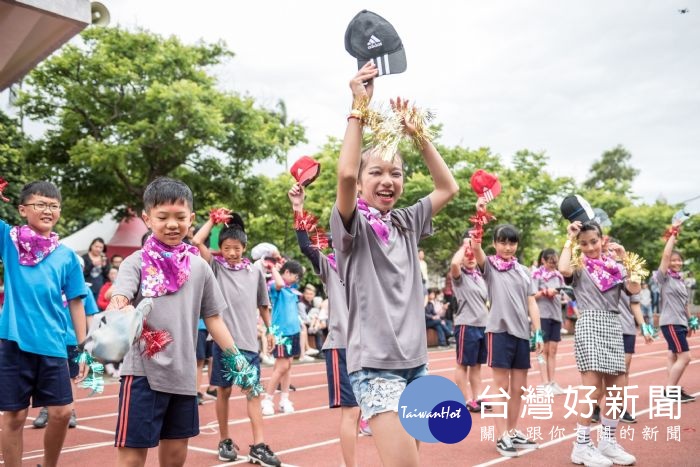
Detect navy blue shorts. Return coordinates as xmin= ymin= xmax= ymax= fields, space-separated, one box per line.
xmin=274 ymin=333 xmax=301 ymax=359
xmin=115 ymin=375 xmax=199 ymax=448
xmin=324 ymin=348 xmax=358 ymax=408
xmin=661 ymin=325 xmax=690 ymax=353
xmin=0 ymin=339 xmax=72 ymax=410
xmin=455 ymin=325 xmax=487 ymax=366
xmin=209 ymin=344 xmax=261 ymax=388
xmin=67 ymin=345 xmax=80 ymax=379
xmin=196 ymin=329 xmax=212 ymax=360
xmin=486 ymin=332 xmax=531 ymax=370
xmin=623 ymin=334 xmax=636 ymax=354
xmin=540 ymin=318 xmax=562 ymax=343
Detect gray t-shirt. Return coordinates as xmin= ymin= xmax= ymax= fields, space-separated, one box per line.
xmin=482 ymin=259 xmax=535 ymax=340
xmin=533 ymin=272 xmax=565 ymax=322
xmin=618 ymin=293 xmax=640 ymax=336
xmin=318 ymin=253 xmax=348 ymax=350
xmin=570 ymin=267 xmax=625 ymax=313
xmin=452 ymin=270 xmax=488 ymax=327
xmin=211 ymin=260 xmax=270 ymax=352
xmin=330 ymin=197 xmax=433 ymax=374
xmin=657 ymin=271 xmax=689 ymax=327
xmin=113 ymin=251 xmax=227 ymax=396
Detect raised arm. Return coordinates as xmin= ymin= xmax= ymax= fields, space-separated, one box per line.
xmin=450 ymin=239 xmax=469 ymax=280
xmin=559 ymin=221 xmax=581 ymax=278
xmin=191 ymin=213 xmax=227 ymax=264
xmin=658 ymin=222 xmax=680 ymax=276
xmin=289 ymin=184 xmax=322 ymax=273
xmin=336 ymin=62 xmax=377 ymax=226
xmin=471 ymin=198 xmax=487 ymax=269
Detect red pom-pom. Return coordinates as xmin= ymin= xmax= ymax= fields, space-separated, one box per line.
xmin=140 ymin=321 xmax=173 ymax=358
xmin=662 ymin=225 xmax=681 ymax=242
xmin=210 ymin=208 xmax=232 ymax=225
xmin=294 ymin=211 xmax=319 ymax=231
xmin=310 ymin=227 xmax=330 ymax=250
xmin=0 ymin=178 xmax=10 ymax=203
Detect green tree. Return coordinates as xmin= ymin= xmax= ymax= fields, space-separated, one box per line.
xmin=17 ymin=27 xmax=304 ymax=222
xmin=0 ymin=111 xmax=30 ymax=226
xmin=583 ymin=145 xmax=639 ymax=191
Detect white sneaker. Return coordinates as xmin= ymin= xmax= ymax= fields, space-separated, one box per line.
xmin=298 ymin=355 xmax=315 ymax=363
xmin=305 ymin=348 xmax=320 ymax=356
xmin=261 ymin=397 xmax=275 ymax=416
xmin=598 ymin=439 xmax=636 ymax=465
xmin=279 ymin=399 xmax=295 ymax=414
xmin=550 ymin=381 xmax=565 ymax=395
xmin=571 ymin=442 xmax=613 ymax=467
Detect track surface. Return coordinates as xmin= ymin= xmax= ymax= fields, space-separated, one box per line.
xmin=1 ymin=334 xmax=698 ymax=466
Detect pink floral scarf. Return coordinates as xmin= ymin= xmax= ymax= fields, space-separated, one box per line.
xmin=9 ymin=225 xmax=59 ymax=266
xmin=140 ymin=235 xmax=199 ymax=298
xmin=532 ymin=266 xmax=564 ymax=283
xmin=357 ymin=198 xmax=390 ymax=245
xmin=461 ymin=266 xmax=482 ymax=282
xmin=488 ymin=255 xmax=517 ymax=272
xmin=583 ymin=255 xmax=623 ymax=292
xmin=667 ymin=269 xmax=683 ymax=281
xmin=214 ymin=256 xmax=252 ymax=271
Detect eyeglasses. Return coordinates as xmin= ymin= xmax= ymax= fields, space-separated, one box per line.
xmin=22 ymin=203 xmax=61 ymax=212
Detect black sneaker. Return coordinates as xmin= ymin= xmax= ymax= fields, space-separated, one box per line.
xmin=217 ymin=438 xmax=239 ymax=462
xmin=276 ymin=383 xmax=297 ymax=392
xmin=590 ymin=405 xmax=600 ymax=424
xmin=249 ymin=443 xmax=281 ymax=467
xmin=680 ymin=389 xmax=696 ymax=403
xmin=33 ymin=407 xmax=49 ymax=429
xmin=509 ymin=429 xmax=539 ymax=450
xmin=620 ymin=411 xmax=637 ymax=424
xmin=496 ymin=435 xmax=517 ymax=457
xmin=206 ymin=387 xmax=218 ymax=397
xmin=68 ymin=409 xmax=77 ymax=428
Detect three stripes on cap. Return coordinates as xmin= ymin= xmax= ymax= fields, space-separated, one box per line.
xmin=371 ymin=54 xmax=391 ymax=76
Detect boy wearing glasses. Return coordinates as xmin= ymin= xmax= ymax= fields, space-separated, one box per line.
xmin=0 ymin=181 xmax=89 ymax=467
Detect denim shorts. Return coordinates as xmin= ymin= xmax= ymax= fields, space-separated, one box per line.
xmin=349 ymin=364 xmax=428 ymax=420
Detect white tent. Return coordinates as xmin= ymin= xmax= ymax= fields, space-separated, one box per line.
xmin=61 ymin=213 xmax=119 ymax=255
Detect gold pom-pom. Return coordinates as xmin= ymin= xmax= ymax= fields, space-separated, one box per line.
xmin=622 ymin=252 xmax=649 ymax=284
xmin=571 ymin=245 xmax=584 ymax=270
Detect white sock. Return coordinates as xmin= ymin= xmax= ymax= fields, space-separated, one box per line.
xmin=280 ymin=392 xmax=289 ymax=402
xmin=576 ymin=424 xmax=591 ymax=445
xmin=600 ymin=417 xmax=618 ymax=443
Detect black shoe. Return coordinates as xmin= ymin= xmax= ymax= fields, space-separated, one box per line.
xmin=217 ymin=438 xmax=239 ymax=462
xmin=620 ymin=411 xmax=637 ymax=424
xmin=680 ymin=389 xmax=696 ymax=403
xmin=206 ymin=387 xmax=218 ymax=397
xmin=33 ymin=407 xmax=49 ymax=429
xmin=197 ymin=392 xmax=204 ymax=405
xmin=276 ymin=383 xmax=296 ymax=392
xmin=496 ymin=436 xmax=517 ymax=457
xmin=508 ymin=429 xmax=539 ymax=450
xmin=249 ymin=443 xmax=281 ymax=466
xmin=590 ymin=405 xmax=600 ymax=424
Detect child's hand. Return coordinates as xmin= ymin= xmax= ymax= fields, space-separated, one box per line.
xmin=567 ymin=221 xmax=582 ymax=239
xmin=266 ymin=333 xmax=275 ymax=350
xmin=390 ymin=97 xmax=418 ymax=136
xmin=350 ymin=61 xmax=377 ymax=103
xmin=608 ymin=242 xmax=626 ymax=260
xmin=475 ymin=197 xmax=488 ymax=212
xmin=288 ymin=183 xmax=305 ymax=209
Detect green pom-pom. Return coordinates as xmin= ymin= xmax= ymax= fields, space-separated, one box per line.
xmin=268 ymin=325 xmax=292 ymax=353
xmin=689 ymin=316 xmax=699 ymax=331
xmin=220 ymin=346 xmax=264 ymax=398
xmin=75 ymin=351 xmax=105 ymax=395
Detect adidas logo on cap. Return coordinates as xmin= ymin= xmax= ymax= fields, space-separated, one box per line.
xmin=367 ymin=35 xmax=382 ymax=49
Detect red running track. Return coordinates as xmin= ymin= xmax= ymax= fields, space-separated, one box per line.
xmin=2 ymin=334 xmax=698 ymax=466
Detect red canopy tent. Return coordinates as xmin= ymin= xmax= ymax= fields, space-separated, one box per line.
xmin=106 ymin=216 xmax=149 ymax=258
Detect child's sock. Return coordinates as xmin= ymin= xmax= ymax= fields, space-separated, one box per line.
xmin=576 ymin=424 xmax=591 ymax=445
xmin=600 ymin=417 xmax=618 ymax=445
xmin=280 ymin=392 xmax=289 ymax=402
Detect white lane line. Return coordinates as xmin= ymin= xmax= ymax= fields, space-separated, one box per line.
xmin=21 ymin=441 xmax=114 ymax=461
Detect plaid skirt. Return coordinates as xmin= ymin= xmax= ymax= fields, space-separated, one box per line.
xmin=574 ymin=309 xmax=626 ymax=375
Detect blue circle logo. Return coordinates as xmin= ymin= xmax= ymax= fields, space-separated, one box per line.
xmin=398 ymin=375 xmax=472 ymax=443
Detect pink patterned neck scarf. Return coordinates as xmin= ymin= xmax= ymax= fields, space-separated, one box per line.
xmin=357 ymin=198 xmax=390 ymax=245
xmin=9 ymin=225 xmax=59 ymax=266
xmin=532 ymin=266 xmax=564 ymax=283
xmin=668 ymin=269 xmax=683 ymax=281
xmin=141 ymin=235 xmax=199 ymax=298
xmin=214 ymin=256 xmax=251 ymax=271
xmin=461 ymin=266 xmax=481 ymax=282
xmin=327 ymin=252 xmax=337 ymax=271
xmin=488 ymin=255 xmax=517 ymax=272
xmin=583 ymin=255 xmax=623 ymax=292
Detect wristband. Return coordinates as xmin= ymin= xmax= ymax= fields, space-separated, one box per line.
xmin=265 ymin=326 xmax=272 ymax=335
xmin=347 ymin=109 xmax=363 ymax=123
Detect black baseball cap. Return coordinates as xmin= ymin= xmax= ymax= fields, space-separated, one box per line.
xmin=560 ymin=195 xmax=595 ymax=223
xmin=344 ymin=10 xmax=407 ymax=76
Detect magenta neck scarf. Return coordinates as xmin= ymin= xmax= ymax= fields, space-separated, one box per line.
xmin=141 ymin=235 xmax=199 ymax=298
xmin=357 ymin=198 xmax=390 ymax=245
xmin=9 ymin=225 xmax=59 ymax=266
xmin=583 ymin=255 xmax=623 ymax=292
xmin=667 ymin=269 xmax=683 ymax=281
xmin=488 ymin=255 xmax=517 ymax=272
xmin=327 ymin=252 xmax=337 ymax=271
xmin=214 ymin=256 xmax=251 ymax=271
xmin=461 ymin=266 xmax=482 ymax=282
xmin=532 ymin=266 xmax=564 ymax=283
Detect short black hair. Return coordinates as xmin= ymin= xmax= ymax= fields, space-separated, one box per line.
xmin=281 ymin=260 xmax=304 ymax=277
xmin=19 ymin=181 xmax=61 ymax=205
xmin=577 ymin=221 xmax=602 ymax=239
xmin=89 ymin=237 xmax=107 ymax=253
xmin=219 ymin=212 xmax=247 ymax=247
xmin=538 ymin=248 xmax=557 ymax=265
xmin=143 ymin=177 xmax=193 ymax=212
xmin=493 ymin=224 xmax=520 ymax=243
